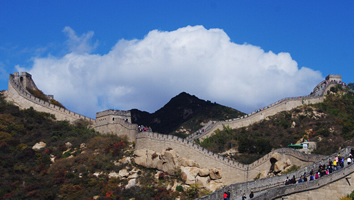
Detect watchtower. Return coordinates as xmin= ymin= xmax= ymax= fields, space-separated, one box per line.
xmin=95 ymin=109 xmax=132 ymax=126
xmin=326 ymin=75 xmax=342 ymax=82
xmin=12 ymin=72 xmax=39 ymax=91
xmin=95 ymin=109 xmax=137 ymax=142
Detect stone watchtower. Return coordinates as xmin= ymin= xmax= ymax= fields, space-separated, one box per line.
xmin=13 ymin=72 xmax=39 ymax=91
xmin=95 ymin=109 xmax=132 ymax=126
xmin=94 ymin=109 xmax=138 ymax=142
xmin=326 ymin=74 xmax=342 ymax=82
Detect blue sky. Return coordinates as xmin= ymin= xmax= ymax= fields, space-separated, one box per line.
xmin=1 ymin=1 xmax=353 ymax=118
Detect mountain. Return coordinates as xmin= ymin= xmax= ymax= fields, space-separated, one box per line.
xmin=130 ymin=92 xmax=245 ymax=136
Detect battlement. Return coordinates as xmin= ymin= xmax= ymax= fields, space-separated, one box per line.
xmin=187 ymin=75 xmax=347 ymax=142
xmin=197 ymin=146 xmax=353 ymax=200
xmin=96 ymin=109 xmax=131 ymax=118
xmin=6 ymin=72 xmax=95 ymax=123
xmin=96 ymin=109 xmax=132 ymax=124
xmin=326 ymin=74 xmax=342 ymax=82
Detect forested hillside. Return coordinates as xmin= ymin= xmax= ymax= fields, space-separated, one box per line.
xmin=131 ymin=92 xmax=244 ymax=136
xmin=198 ymin=85 xmax=354 ymax=164
xmin=0 ymin=93 xmax=209 ymax=200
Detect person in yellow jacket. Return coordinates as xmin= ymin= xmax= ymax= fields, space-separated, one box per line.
xmin=333 ymin=160 xmax=337 ymax=171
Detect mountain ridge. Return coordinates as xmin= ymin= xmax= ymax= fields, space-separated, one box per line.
xmin=130 ymin=91 xmax=244 ymax=135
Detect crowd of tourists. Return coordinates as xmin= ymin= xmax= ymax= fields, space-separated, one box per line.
xmin=285 ymin=152 xmax=353 ymax=185
xmin=223 ymin=190 xmax=254 ymax=200
xmin=138 ymin=125 xmax=152 ymax=132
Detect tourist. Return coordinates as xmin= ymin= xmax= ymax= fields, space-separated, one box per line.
xmin=303 ymin=175 xmax=307 ymax=182
xmin=242 ymin=193 xmax=247 ymax=200
xmin=291 ymin=175 xmax=296 ymax=184
xmin=249 ymin=191 xmax=254 ymax=198
xmin=223 ymin=192 xmax=227 ymax=200
xmin=285 ymin=176 xmax=290 ymax=185
xmin=347 ymin=157 xmax=352 ymax=165
xmin=309 ymin=173 xmax=315 ymax=181
xmin=333 ymin=159 xmax=337 ymax=171
xmin=226 ymin=190 xmax=230 ymax=200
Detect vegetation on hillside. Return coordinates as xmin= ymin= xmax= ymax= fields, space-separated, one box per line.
xmin=197 ymin=84 xmax=354 ymax=164
xmin=0 ymin=93 xmax=210 ymax=200
xmin=131 ymin=92 xmax=244 ymax=136
xmin=341 ymin=190 xmax=354 ymax=200
xmin=26 ymin=87 xmax=66 ymax=108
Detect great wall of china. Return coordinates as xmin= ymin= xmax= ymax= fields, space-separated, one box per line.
xmin=186 ymin=77 xmax=341 ymax=142
xmin=4 ymin=72 xmax=354 ymax=199
xmin=6 ymin=72 xmax=95 ymax=123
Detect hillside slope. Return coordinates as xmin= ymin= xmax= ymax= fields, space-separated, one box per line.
xmin=0 ymin=94 xmax=209 ymax=200
xmin=198 ymin=87 xmax=354 ymax=163
xmin=131 ymin=92 xmax=244 ymax=136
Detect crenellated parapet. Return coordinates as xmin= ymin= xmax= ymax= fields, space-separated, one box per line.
xmin=136 ymin=131 xmax=327 ymax=185
xmin=6 ymin=72 xmax=95 ymax=123
xmin=187 ymin=76 xmax=348 ymax=142
xmin=197 ymin=146 xmax=353 ymax=200
xmin=326 ymin=74 xmax=342 ymax=82
xmin=95 ymin=109 xmax=137 ymax=142
xmin=96 ymin=109 xmax=132 ymax=125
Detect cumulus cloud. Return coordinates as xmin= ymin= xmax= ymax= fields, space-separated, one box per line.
xmin=23 ymin=25 xmax=323 ymax=118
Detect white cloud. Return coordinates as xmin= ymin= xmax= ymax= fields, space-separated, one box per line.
xmin=62 ymin=26 xmax=97 ymax=54
xmin=24 ymin=25 xmax=323 ymax=118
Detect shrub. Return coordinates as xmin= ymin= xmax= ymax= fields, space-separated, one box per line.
xmin=319 ymin=129 xmax=330 ymax=137
xmin=340 ymin=197 xmax=351 ymax=200
xmin=348 ymin=190 xmax=354 ymax=199
xmin=254 ymin=173 xmax=261 ymax=180
xmin=42 ymin=154 xmax=52 ymax=164
xmin=187 ymin=184 xmax=200 ymax=198
xmin=284 ymin=165 xmax=301 ymax=174
xmin=63 ymin=151 xmax=72 ymax=158
xmin=176 ymin=185 xmax=183 ymax=192
xmin=151 ymin=153 xmax=158 ymax=159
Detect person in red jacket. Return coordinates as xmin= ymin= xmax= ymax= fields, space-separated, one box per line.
xmin=223 ymin=192 xmax=227 ymax=200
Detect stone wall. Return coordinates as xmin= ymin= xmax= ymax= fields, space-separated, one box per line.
xmin=5 ymin=73 xmax=95 ymax=123
xmin=136 ymin=132 xmax=326 ymax=186
xmin=257 ymin=155 xmax=354 ymax=200
xmin=5 ymin=72 xmax=137 ymax=139
xmin=94 ymin=118 xmax=138 ymax=142
xmin=96 ymin=109 xmax=132 ymax=123
xmin=197 ymin=146 xmax=353 ymax=200
xmin=187 ymin=82 xmax=342 ymax=142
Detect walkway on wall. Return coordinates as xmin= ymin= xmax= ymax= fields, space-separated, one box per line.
xmin=136 ymin=132 xmax=326 ymax=173
xmin=196 ymin=146 xmax=354 ymax=200
xmin=250 ymin=159 xmax=354 ymax=200
xmin=187 ymin=80 xmax=349 ymax=142
xmin=8 ymin=73 xmax=94 ymax=123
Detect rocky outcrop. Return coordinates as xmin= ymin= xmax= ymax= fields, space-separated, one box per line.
xmin=198 ymin=168 xmax=210 ymax=177
xmin=209 ymin=168 xmax=222 ymax=180
xmin=32 ymin=141 xmax=46 ymax=150
xmin=181 ymin=167 xmax=199 ymax=184
xmin=133 ymin=148 xmax=225 ymax=191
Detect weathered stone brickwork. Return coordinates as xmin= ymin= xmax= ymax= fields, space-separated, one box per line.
xmin=187 ymin=81 xmax=343 ymax=142
xmin=136 ymin=132 xmax=326 ymax=186
xmin=197 ymin=146 xmax=353 ymax=200
xmin=5 ymin=73 xmax=95 ymax=123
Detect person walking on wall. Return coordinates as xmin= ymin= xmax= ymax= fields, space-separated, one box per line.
xmin=223 ymin=192 xmax=227 ymax=200
xmin=242 ymin=193 xmax=247 ymax=200
xmin=249 ymin=191 xmax=254 ymax=198
xmin=226 ymin=190 xmax=230 ymax=200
